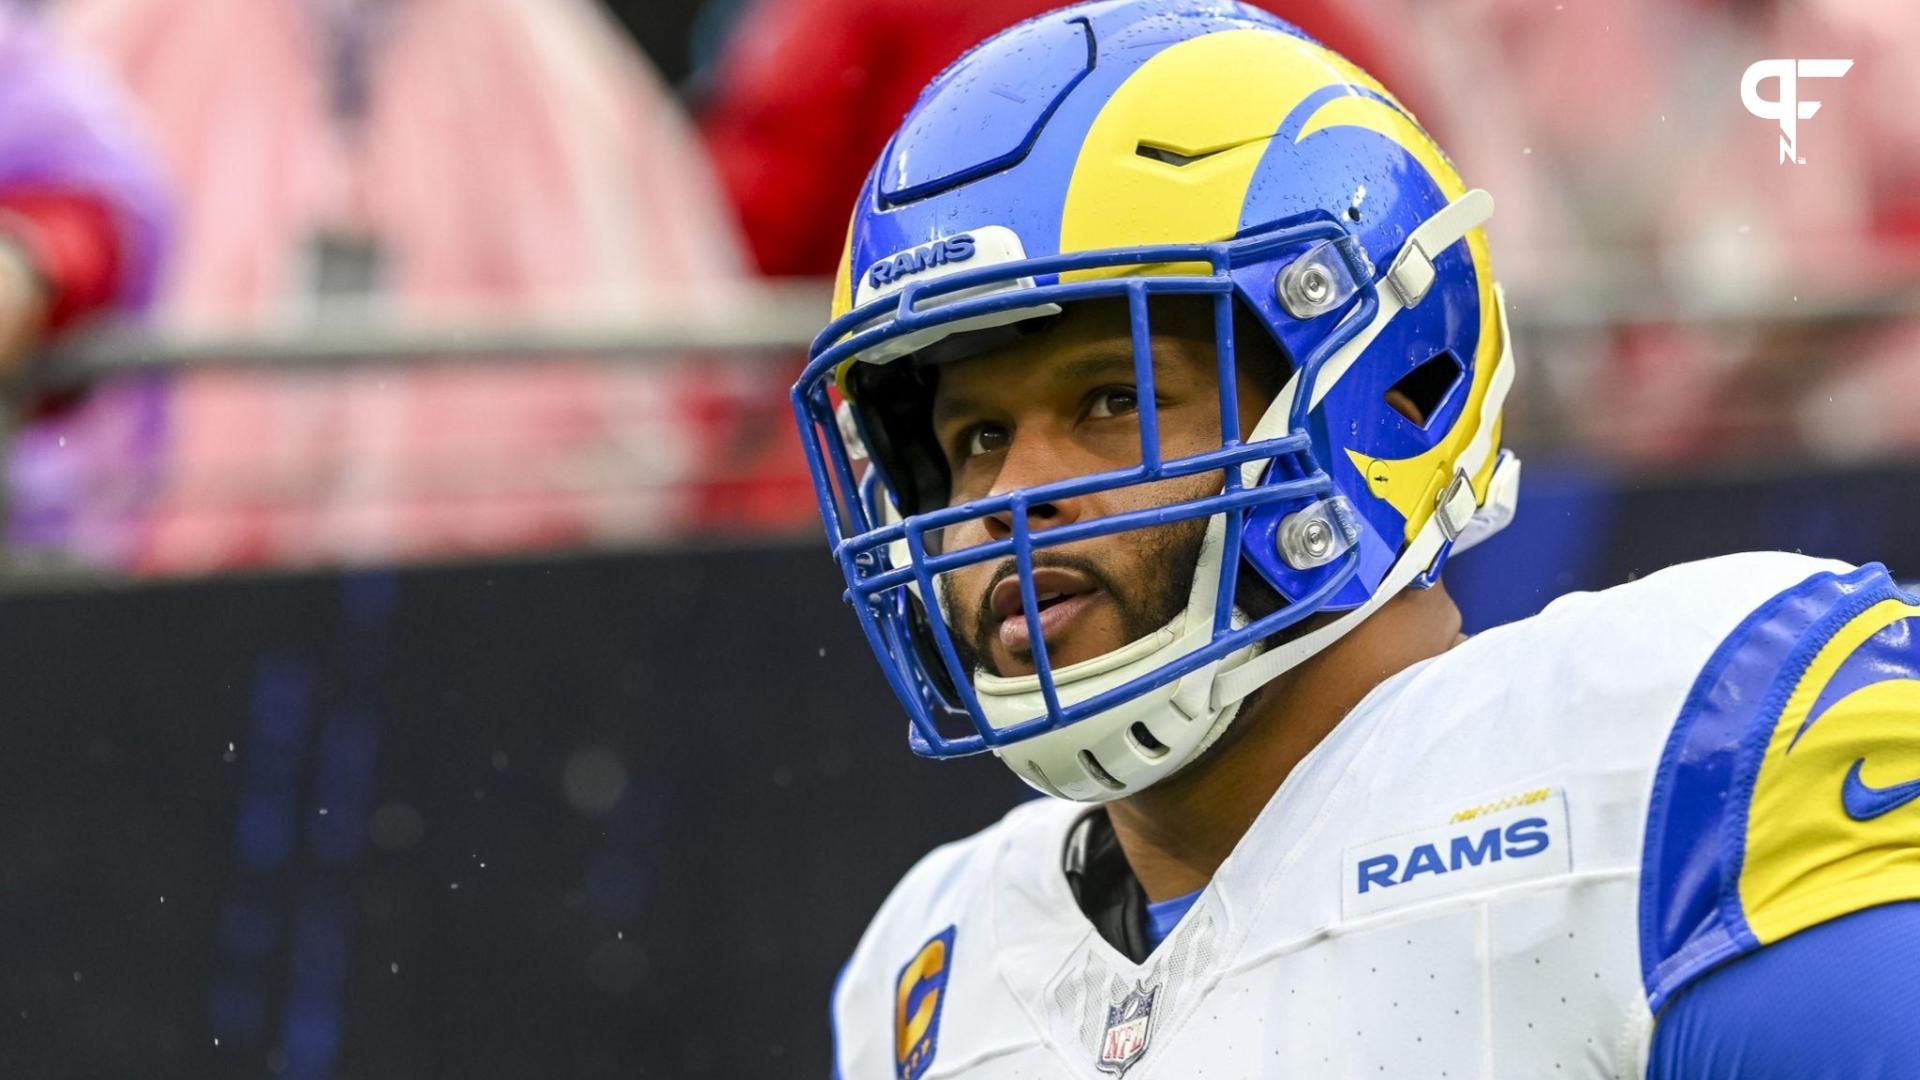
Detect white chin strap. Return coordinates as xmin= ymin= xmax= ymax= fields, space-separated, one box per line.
xmin=1210 ymin=279 xmax=1518 ymax=708
xmin=963 ymin=190 xmax=1515 ymax=803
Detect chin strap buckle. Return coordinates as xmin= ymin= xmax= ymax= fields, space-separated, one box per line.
xmin=1385 ymin=238 xmax=1438 ymax=307
xmin=1383 ymin=188 xmax=1494 ymax=310
xmin=1434 ymin=469 xmax=1479 ymax=543
xmin=1450 ymin=451 xmax=1522 ymax=555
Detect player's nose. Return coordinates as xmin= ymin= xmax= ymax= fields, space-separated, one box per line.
xmin=981 ymin=434 xmax=1085 ymax=543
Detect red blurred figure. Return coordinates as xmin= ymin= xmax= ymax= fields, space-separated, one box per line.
xmin=694 ymin=0 xmax=1426 ymax=529
xmin=0 ymin=2 xmax=167 ymax=376
xmin=40 ymin=0 xmax=777 ymax=573
xmin=0 ymin=191 xmax=118 ymax=368
xmin=700 ymin=0 xmax=1424 ymax=278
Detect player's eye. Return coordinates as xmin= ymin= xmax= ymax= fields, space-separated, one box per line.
xmin=958 ymin=422 xmax=1011 ymax=460
xmin=1086 ymin=386 xmax=1139 ymax=420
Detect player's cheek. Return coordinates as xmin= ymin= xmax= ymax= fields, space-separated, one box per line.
xmin=936 ymin=514 xmax=997 ymax=556
xmin=1114 ymin=470 xmax=1225 ymax=517
xmin=939 ymin=560 xmax=989 ymax=620
xmin=1080 ymin=596 xmax=1133 ymax=647
xmin=1153 ymin=395 xmax=1236 ymax=454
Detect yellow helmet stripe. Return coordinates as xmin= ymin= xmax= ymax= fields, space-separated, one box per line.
xmin=1058 ymin=29 xmax=1374 ymax=278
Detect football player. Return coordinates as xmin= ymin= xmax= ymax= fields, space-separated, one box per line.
xmin=790 ymin=2 xmax=1920 ymax=1076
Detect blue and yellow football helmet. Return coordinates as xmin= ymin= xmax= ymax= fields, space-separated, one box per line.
xmin=791 ymin=0 xmax=1521 ymax=802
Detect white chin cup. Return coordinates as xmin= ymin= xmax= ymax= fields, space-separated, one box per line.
xmin=976 ymin=512 xmax=1258 ymax=803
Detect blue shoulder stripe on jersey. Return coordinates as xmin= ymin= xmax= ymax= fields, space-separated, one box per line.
xmin=1638 ymin=561 xmax=1896 ymax=1011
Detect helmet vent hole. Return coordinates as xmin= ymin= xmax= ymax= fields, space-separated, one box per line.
xmin=1128 ymin=722 xmax=1169 ymax=760
xmin=1135 ymin=141 xmax=1230 ymax=168
xmin=1385 ymin=349 xmax=1464 ymax=429
xmin=1346 ymin=206 xmax=1362 ymax=222
xmin=1025 ymin=763 xmax=1065 ymax=800
xmin=1078 ymin=750 xmax=1125 ymax=791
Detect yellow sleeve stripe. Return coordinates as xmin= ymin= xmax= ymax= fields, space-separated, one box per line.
xmin=1741 ymin=596 xmax=1920 ymax=944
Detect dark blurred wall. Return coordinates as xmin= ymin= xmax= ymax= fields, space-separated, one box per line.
xmin=1 ymin=458 xmax=1917 ymax=1077
xmin=0 ymin=544 xmax=1030 ymax=1079
xmin=600 ymin=0 xmax=715 ymax=85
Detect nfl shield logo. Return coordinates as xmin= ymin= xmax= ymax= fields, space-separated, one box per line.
xmin=1095 ymin=982 xmax=1158 ymax=1077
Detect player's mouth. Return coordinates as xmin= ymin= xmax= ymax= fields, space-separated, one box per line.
xmin=988 ymin=567 xmax=1101 ymax=656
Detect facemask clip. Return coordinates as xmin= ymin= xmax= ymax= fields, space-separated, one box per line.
xmin=1276 ymin=496 xmax=1359 ymax=570
xmin=1275 ymin=238 xmax=1367 ymax=320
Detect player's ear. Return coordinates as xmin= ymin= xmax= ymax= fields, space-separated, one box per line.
xmin=1385 ymin=388 xmax=1422 ymax=425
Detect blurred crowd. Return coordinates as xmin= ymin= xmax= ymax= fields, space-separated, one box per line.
xmin=2 ymin=0 xmax=1916 ymax=577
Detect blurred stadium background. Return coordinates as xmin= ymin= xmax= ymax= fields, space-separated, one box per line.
xmin=1 ymin=0 xmax=1916 ymax=1075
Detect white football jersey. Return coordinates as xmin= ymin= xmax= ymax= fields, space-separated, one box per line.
xmin=832 ymin=552 xmax=1920 ymax=1079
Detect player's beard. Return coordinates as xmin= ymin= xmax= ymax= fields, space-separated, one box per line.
xmin=939 ymin=517 xmax=1210 ymax=680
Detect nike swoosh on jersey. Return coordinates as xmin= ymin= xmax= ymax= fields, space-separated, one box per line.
xmin=1840 ymin=758 xmax=1920 ymax=821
